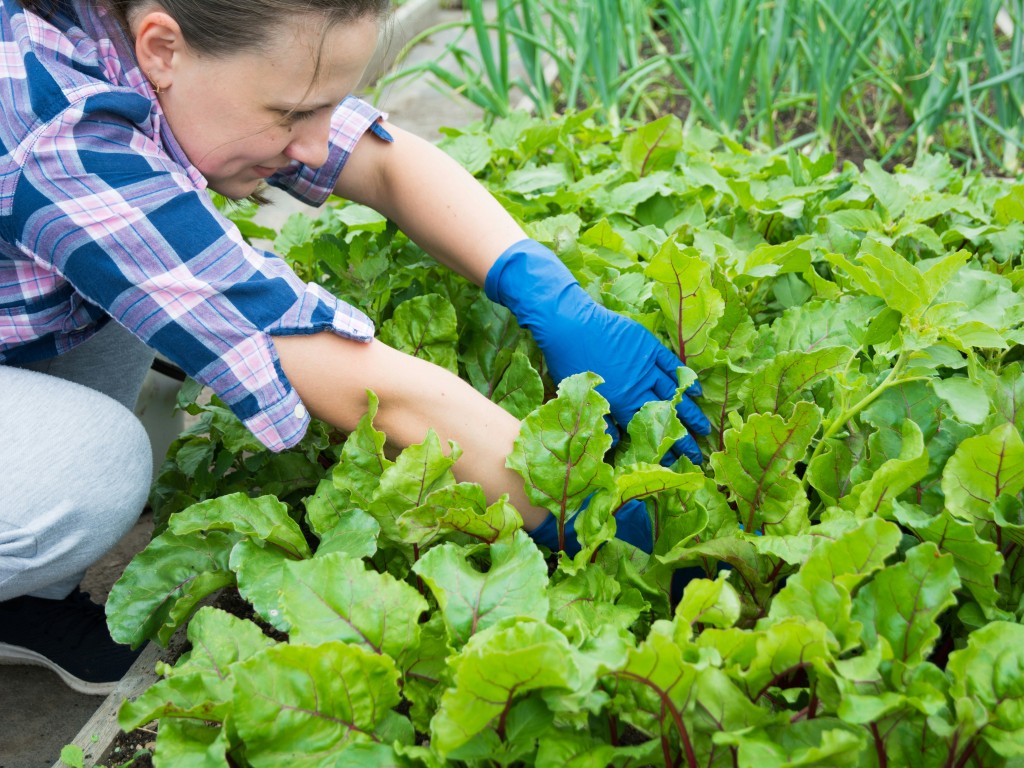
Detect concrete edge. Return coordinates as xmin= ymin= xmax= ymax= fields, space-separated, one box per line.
xmin=51 ymin=642 xmax=162 ymax=768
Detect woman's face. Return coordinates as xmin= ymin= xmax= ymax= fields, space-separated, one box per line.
xmin=138 ymin=13 xmax=379 ymax=199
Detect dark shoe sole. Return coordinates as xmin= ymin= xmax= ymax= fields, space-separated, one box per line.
xmin=0 ymin=642 xmax=120 ymax=696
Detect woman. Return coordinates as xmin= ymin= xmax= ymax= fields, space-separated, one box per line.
xmin=0 ymin=0 xmax=709 ymax=694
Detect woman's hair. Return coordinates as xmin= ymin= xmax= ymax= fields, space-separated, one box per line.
xmin=20 ymin=0 xmax=392 ymax=56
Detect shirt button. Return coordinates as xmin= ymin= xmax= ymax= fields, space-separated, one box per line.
xmin=294 ymin=403 xmax=307 ymax=419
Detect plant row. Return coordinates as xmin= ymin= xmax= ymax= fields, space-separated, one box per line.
xmin=382 ymin=0 xmax=1024 ymax=174
xmin=114 ymin=112 xmax=1024 ymax=766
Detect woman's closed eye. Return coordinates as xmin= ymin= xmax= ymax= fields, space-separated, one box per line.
xmin=278 ymin=108 xmax=320 ymax=125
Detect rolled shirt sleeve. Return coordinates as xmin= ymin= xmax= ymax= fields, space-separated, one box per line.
xmin=268 ymin=95 xmax=393 ymax=207
xmin=6 ymin=97 xmax=377 ymax=451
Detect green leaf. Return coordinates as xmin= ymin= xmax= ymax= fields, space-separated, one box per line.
xmin=431 ymin=620 xmax=579 ymax=755
xmin=59 ymin=745 xmax=84 ymax=768
xmin=946 ymin=621 xmax=1024 ymax=758
xmin=281 ymin=552 xmax=428 ymax=660
xmin=106 ymin=530 xmax=239 ymax=648
xmin=894 ymin=503 xmax=1005 ymax=622
xmin=151 ymin=721 xmax=229 ymax=768
xmin=491 ymin=350 xmax=545 ymax=419
xmin=313 ymin=505 xmax=380 ymax=561
xmin=768 ymin=296 xmax=884 ymax=353
xmin=413 ymin=530 xmax=549 ymax=647
xmin=932 ymin=377 xmax=991 ymax=425
xmin=368 ymin=429 xmax=460 ymax=544
xmin=675 ymin=572 xmax=742 ymax=635
xmin=622 ymin=114 xmax=683 ymax=178
xmin=619 ymin=397 xmax=687 ymax=466
xmin=606 ymin=622 xmax=700 ymax=737
xmin=507 ymin=372 xmax=614 ymax=545
xmin=738 ymin=618 xmax=833 ymax=701
xmin=547 ymin=566 xmax=645 ymax=643
xmin=397 ymin=483 xmax=522 ymax=547
xmin=119 ymin=607 xmax=274 ymax=730
xmin=726 ymin=719 xmax=867 ymax=767
xmin=645 ymin=240 xmax=724 ymax=365
xmin=852 ymin=543 xmax=960 ymax=667
xmin=379 ymin=294 xmax=459 ymax=373
xmin=229 ymin=538 xmax=292 ymax=630
xmin=169 ymin=493 xmax=311 ymax=559
xmin=232 ymin=642 xmax=402 ymax=768
xmin=330 ymin=391 xmax=393 ymax=512
xmin=942 ymin=423 xmax=1024 ymax=524
xmin=766 ymin=518 xmax=902 ymax=651
xmin=710 ymin=401 xmax=821 ymax=534
xmin=740 ymin=346 xmax=854 ymax=418
xmin=843 ymin=420 xmax=929 ymax=518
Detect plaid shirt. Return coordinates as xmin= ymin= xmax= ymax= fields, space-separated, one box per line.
xmin=0 ymin=0 xmax=390 ymax=450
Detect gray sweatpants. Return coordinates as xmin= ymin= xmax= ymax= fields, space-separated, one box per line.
xmin=0 ymin=323 xmax=155 ymax=601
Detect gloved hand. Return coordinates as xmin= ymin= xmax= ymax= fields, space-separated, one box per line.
xmin=528 ymin=498 xmax=653 ymax=556
xmin=485 ymin=239 xmax=711 ymax=465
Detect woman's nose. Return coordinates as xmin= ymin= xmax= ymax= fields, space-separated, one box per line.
xmin=284 ymin=118 xmax=331 ymax=169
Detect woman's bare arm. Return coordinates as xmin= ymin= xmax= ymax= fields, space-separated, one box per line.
xmin=272 ymin=333 xmax=547 ymax=529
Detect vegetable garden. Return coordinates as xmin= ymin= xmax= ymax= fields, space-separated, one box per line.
xmin=101 ymin=2 xmax=1024 ymax=767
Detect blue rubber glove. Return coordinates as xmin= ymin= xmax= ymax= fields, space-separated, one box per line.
xmin=528 ymin=498 xmax=653 ymax=556
xmin=485 ymin=239 xmax=711 ymax=465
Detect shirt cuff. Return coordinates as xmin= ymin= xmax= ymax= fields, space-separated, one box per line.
xmin=268 ymin=95 xmax=393 ymax=207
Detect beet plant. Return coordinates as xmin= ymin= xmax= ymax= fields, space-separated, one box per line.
xmin=108 ymin=111 xmax=1024 ymax=767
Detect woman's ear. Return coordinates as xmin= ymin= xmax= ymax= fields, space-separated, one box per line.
xmin=133 ymin=11 xmax=185 ymax=91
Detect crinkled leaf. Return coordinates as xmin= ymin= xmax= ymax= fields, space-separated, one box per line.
xmin=547 ymin=566 xmax=645 ymax=643
xmin=740 ymin=346 xmax=853 ymax=418
xmin=726 ymin=719 xmax=867 ymax=767
xmin=401 ymin=614 xmax=452 ymax=733
xmin=232 ymin=642 xmax=402 ymax=768
xmin=151 ymin=721 xmax=229 ymax=768
xmin=313 ymin=506 xmax=380 ymax=560
xmin=894 ymin=502 xmax=1005 ymax=622
xmin=119 ymin=607 xmax=274 ymax=730
xmin=852 ymin=543 xmax=960 ymax=667
xmin=379 ymin=293 xmax=459 ymax=373
xmin=806 ymin=439 xmax=858 ymax=508
xmin=946 ymin=621 xmax=1024 ymax=758
xmin=843 ymin=420 xmax=929 ymax=518
xmin=413 ymin=530 xmax=549 ymax=647
xmin=767 ymin=296 xmax=884 ymax=354
xmin=766 ymin=518 xmax=902 ymax=651
xmin=368 ymin=429 xmax=460 ymax=543
xmin=396 ymin=483 xmax=522 ymax=547
xmin=508 ymin=372 xmax=614 ymax=545
xmin=281 ymin=552 xmax=428 ymax=660
xmin=331 ymin=391 xmax=393 ymax=511
xmin=675 ymin=572 xmax=742 ymax=636
xmin=106 ymin=530 xmax=239 ymax=648
xmin=710 ymin=401 xmax=821 ymax=534
xmin=168 ymin=492 xmax=311 ymax=559
xmin=620 ymin=397 xmax=688 ymax=466
xmin=942 ymin=422 xmax=1024 ymax=524
xmin=606 ymin=623 xmax=699 ymax=737
xmin=739 ymin=618 xmax=833 ymax=701
xmin=431 ymin=621 xmax=579 ymax=755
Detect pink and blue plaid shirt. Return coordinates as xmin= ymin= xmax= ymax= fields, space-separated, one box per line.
xmin=0 ymin=0 xmax=390 ymax=450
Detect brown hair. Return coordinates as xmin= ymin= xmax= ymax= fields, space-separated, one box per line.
xmin=20 ymin=0 xmax=391 ymax=56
